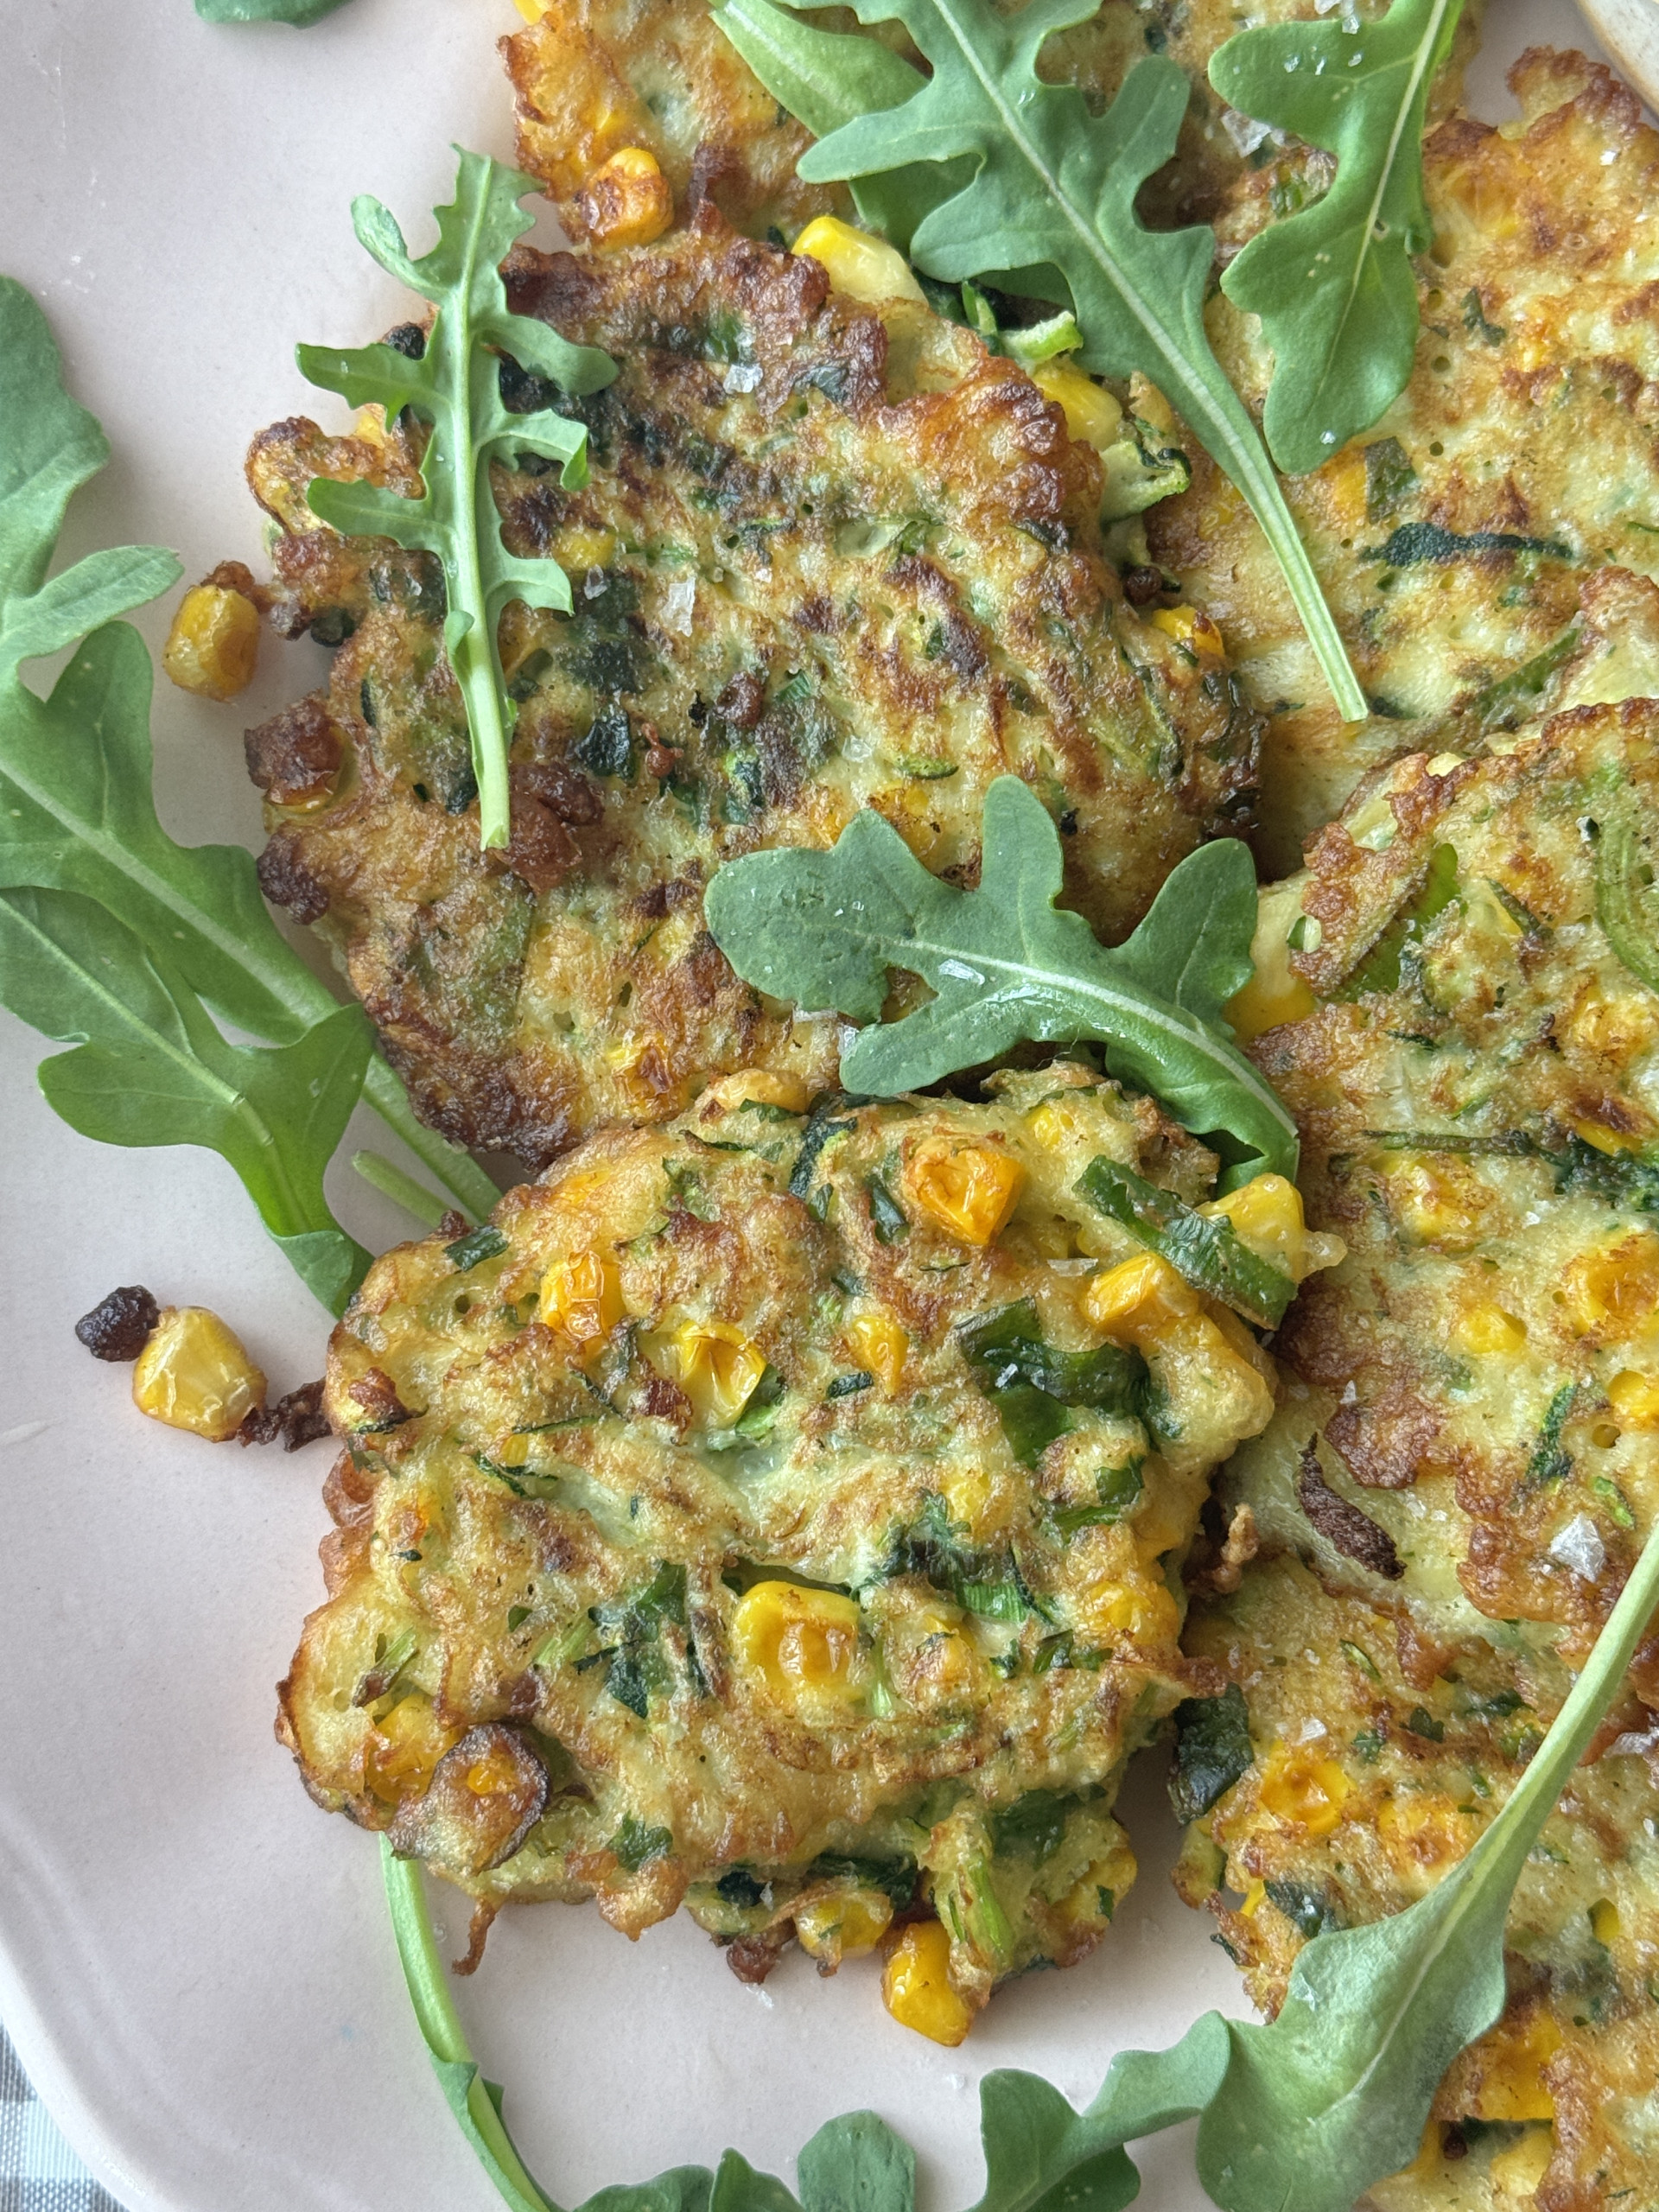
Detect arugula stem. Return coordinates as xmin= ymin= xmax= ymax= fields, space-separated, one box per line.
xmin=931 ymin=22 xmax=1363 ymax=721
xmin=381 ymin=1842 xmax=560 ymax=2212
xmin=360 ymin=1054 xmax=502 ymax=1220
xmin=448 ymin=188 xmax=512 ymax=853
xmin=352 ymin=1147 xmax=460 ymax=1227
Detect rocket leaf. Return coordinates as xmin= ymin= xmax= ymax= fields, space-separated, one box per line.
xmin=1210 ymin=0 xmax=1465 ymax=474
xmin=298 ymin=149 xmax=617 ymax=850
xmin=0 ymin=887 xmax=372 ymax=1313
xmin=0 ymin=271 xmax=499 ymax=1236
xmin=709 ymin=0 xmax=1365 ymax=721
xmin=704 ymin=775 xmax=1297 ymax=1187
xmin=194 ymin=0 xmax=355 ymax=21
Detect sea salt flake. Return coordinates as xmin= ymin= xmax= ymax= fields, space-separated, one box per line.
xmin=1548 ymin=1513 xmax=1606 ymax=1583
xmin=661 ymin=573 xmax=696 ymax=636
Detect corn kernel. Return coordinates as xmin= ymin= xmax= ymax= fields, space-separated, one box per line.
xmin=881 ymin=1920 xmax=975 ymax=2045
xmin=1609 ymin=1370 xmax=1659 ymax=1427
xmin=1202 ymin=1173 xmax=1344 ymax=1284
xmin=541 ymin=1249 xmax=623 ymax=1347
xmin=162 ymin=584 xmax=260 ymax=702
xmin=1076 ymin=1575 xmax=1180 ymax=1648
xmin=1238 ymin=1878 xmax=1266 ymax=1917
xmin=553 ymin=525 xmax=619 ymax=573
xmin=940 ymin=1463 xmax=1002 ymax=1540
xmin=1567 ymin=1112 xmax=1647 ymax=1155
xmin=1258 ymin=1743 xmax=1350 ymax=1837
xmin=1455 ymin=1302 xmax=1528 ymax=1356
xmin=795 ymin=1886 xmax=893 ymax=1966
xmin=1031 ymin=360 xmax=1124 ymax=451
xmin=1561 ymin=1234 xmax=1659 ymax=1341
xmin=1471 ymin=2011 xmax=1561 ymax=2125
xmin=1028 ymin=1098 xmax=1084 ymax=1150
xmin=792 ymin=217 xmax=925 ymax=306
xmin=1377 ymin=1791 xmax=1478 ymax=1883
xmin=1382 ymin=1154 xmax=1491 ymax=1250
xmin=366 ymin=1694 xmax=460 ymax=1804
xmin=131 ymin=1306 xmax=266 ymax=1440
xmin=1592 ymin=1896 xmax=1620 ymax=1946
xmin=732 ymin=1581 xmax=863 ymax=1704
xmin=701 ymin=1068 xmax=811 ymax=1115
xmin=1225 ymin=879 xmax=1319 ymax=1043
xmin=1083 ymin=1251 xmax=1199 ymax=1344
xmin=903 ymin=1136 xmax=1025 ymax=1246
xmin=652 ymin=1320 xmax=768 ymax=1425
xmin=1149 ymin=605 xmax=1227 ymax=662
xmin=847 ymin=1306 xmax=908 ymax=1393
xmin=513 ymin=0 xmax=548 ymax=17
xmin=579 ymin=145 xmax=674 ymax=249
xmin=1486 ymin=2132 xmax=1554 ymax=2198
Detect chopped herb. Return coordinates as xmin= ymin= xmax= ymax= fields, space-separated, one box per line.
xmin=1032 ymin=1630 xmax=1107 ymax=1674
xmin=1591 ymin=1473 xmax=1637 ymax=1531
xmin=1050 ymin=1459 xmax=1146 ymax=1539
xmin=1340 ymin=1640 xmax=1381 ymax=1682
xmin=1338 ymin=842 xmax=1459 ymax=998
xmin=1528 ymin=1383 xmax=1577 ymax=1487
xmin=990 ymin=1789 xmax=1081 ymax=1866
xmin=1264 ymin=1879 xmax=1343 ymax=1940
xmin=826 ymin=1370 xmax=874 ymax=1400
xmin=611 ymin=1815 xmax=673 ymax=1872
xmin=1169 ymin=1686 xmax=1253 ymax=1823
xmin=446 ymin=1224 xmax=507 ymax=1270
xmin=1075 ymin=1159 xmax=1295 ymax=1330
xmin=865 ymin=1173 xmax=909 ymax=1243
xmin=1405 ymin=1707 xmax=1446 ymax=1743
xmin=958 ymin=1297 xmax=1148 ymax=1465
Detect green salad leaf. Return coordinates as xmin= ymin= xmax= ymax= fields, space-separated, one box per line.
xmin=0 ymin=271 xmax=499 ymax=1291
xmin=704 ymin=775 xmax=1297 ymax=1186
xmin=709 ymin=0 xmax=1364 ymax=721
xmin=298 ymin=149 xmax=617 ymax=850
xmin=1210 ymin=0 xmax=1465 ymax=474
xmin=0 ymin=887 xmax=372 ymax=1312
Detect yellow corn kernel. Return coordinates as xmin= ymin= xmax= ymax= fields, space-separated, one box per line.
xmin=941 ymin=1463 xmax=1005 ymax=1540
xmin=579 ymin=145 xmax=674 ymax=249
xmin=732 ymin=1581 xmax=863 ymax=1703
xmin=513 ymin=0 xmax=548 ymax=16
xmin=1225 ymin=878 xmax=1319 ymax=1043
xmin=1238 ymin=1879 xmax=1266 ymax=1918
xmin=541 ymin=1249 xmax=624 ymax=1347
xmin=1456 ymin=1302 xmax=1528 ymax=1356
xmin=131 ymin=1306 xmax=266 ymax=1441
xmin=792 ymin=217 xmax=925 ymax=306
xmin=553 ymin=525 xmax=619 ymax=573
xmin=1149 ymin=604 xmax=1226 ymax=662
xmin=366 ymin=1694 xmax=460 ymax=1804
xmin=1377 ymin=1790 xmax=1478 ymax=1885
xmin=1609 ymin=1369 xmax=1659 ymax=1427
xmin=1382 ymin=1154 xmax=1491 ymax=1250
xmin=1075 ymin=1575 xmax=1181 ymax=1649
xmin=1487 ymin=2132 xmax=1554 ymax=2199
xmin=1083 ymin=1250 xmax=1200 ymax=1344
xmin=881 ymin=1921 xmax=975 ymax=2046
xmin=1202 ymin=1173 xmax=1344 ymax=1284
xmin=162 ymin=584 xmax=260 ymax=702
xmin=1592 ymin=1897 xmax=1621 ymax=1946
xmin=795 ymin=1887 xmax=893 ymax=1966
xmin=655 ymin=1321 xmax=768 ymax=1425
xmin=903 ymin=1135 xmax=1026 ymax=1246
xmin=1562 ymin=1234 xmax=1659 ymax=1340
xmin=1028 ymin=1098 xmax=1084 ymax=1151
xmin=1472 ymin=2012 xmax=1561 ymax=2125
xmin=847 ymin=1306 xmax=908 ymax=1393
xmin=701 ymin=1068 xmax=812 ymax=1115
xmin=1031 ymin=360 xmax=1124 ymax=451
xmin=1258 ymin=1743 xmax=1350 ymax=1838
xmin=1567 ymin=1112 xmax=1646 ymax=1155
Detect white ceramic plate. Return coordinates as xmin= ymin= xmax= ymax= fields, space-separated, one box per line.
xmin=0 ymin=3 xmax=1611 ymax=2208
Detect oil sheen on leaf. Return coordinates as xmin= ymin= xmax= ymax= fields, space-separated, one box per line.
xmin=298 ymin=150 xmax=617 ymax=849
xmin=704 ymin=775 xmax=1298 ymax=1186
xmin=0 ymin=271 xmax=499 ymax=1235
xmin=709 ymin=0 xmax=1365 ymax=721
xmin=1211 ymin=0 xmax=1465 ymax=474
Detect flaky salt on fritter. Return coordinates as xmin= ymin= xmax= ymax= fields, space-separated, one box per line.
xmin=279 ymin=1065 xmax=1339 ymax=2036
xmin=1173 ymin=663 xmax=1659 ymax=2205
xmin=1156 ymin=48 xmax=1659 ymax=869
xmin=245 ymin=215 xmax=1256 ymax=1167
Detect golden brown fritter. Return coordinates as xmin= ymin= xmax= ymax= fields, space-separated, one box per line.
xmin=279 ymin=1066 xmax=1332 ymax=2020
xmin=1170 ymin=678 xmax=1659 ymax=2208
xmin=1153 ymin=48 xmax=1659 ymax=870
xmin=245 ymin=217 xmax=1256 ymax=1166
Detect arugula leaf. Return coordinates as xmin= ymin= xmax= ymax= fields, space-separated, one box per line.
xmin=194 ymin=0 xmax=354 ymax=19
xmin=712 ymin=0 xmax=1365 ymax=720
xmin=704 ymin=776 xmax=1298 ymax=1187
xmin=0 ymin=272 xmax=498 ymax=1230
xmin=1210 ymin=0 xmax=1464 ymax=475
xmin=298 ymin=151 xmax=617 ymax=850
xmin=0 ymin=887 xmax=372 ymax=1313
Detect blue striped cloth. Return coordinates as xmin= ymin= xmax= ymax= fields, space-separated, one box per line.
xmin=0 ymin=2028 xmax=125 ymax=2212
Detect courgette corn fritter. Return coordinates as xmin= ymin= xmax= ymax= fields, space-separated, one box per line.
xmin=248 ymin=217 xmax=1254 ymax=1166
xmin=279 ymin=1067 xmax=1339 ymax=2032
xmin=1159 ymin=47 xmax=1659 ymax=869
xmin=1176 ymin=672 xmax=1659 ymax=2203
